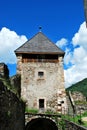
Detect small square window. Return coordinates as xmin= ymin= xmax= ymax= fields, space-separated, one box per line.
xmin=38 ymin=72 xmax=44 ymax=77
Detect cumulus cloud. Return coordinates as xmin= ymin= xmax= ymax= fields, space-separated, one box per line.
xmin=64 ymin=50 xmax=72 ymax=66
xmin=0 ymin=27 xmax=27 ymax=63
xmin=64 ymin=22 xmax=87 ymax=87
xmin=56 ymin=38 xmax=68 ymax=48
xmin=72 ymin=22 xmax=87 ymax=50
xmin=1 ymin=23 xmax=87 ymax=87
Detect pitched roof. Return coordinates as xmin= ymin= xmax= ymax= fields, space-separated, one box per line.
xmin=15 ymin=32 xmax=64 ymax=55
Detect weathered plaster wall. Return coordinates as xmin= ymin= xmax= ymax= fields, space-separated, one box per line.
xmin=17 ymin=56 xmax=67 ymax=113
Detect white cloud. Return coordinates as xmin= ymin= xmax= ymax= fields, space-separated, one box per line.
xmin=72 ymin=22 xmax=87 ymax=50
xmin=1 ymin=23 xmax=87 ymax=87
xmin=64 ymin=58 xmax=87 ymax=88
xmin=0 ymin=27 xmax=27 ymax=63
xmin=64 ymin=22 xmax=87 ymax=87
xmin=64 ymin=48 xmax=72 ymax=65
xmin=56 ymin=38 xmax=68 ymax=48
xmin=72 ymin=46 xmax=87 ymax=64
xmin=56 ymin=38 xmax=72 ymax=65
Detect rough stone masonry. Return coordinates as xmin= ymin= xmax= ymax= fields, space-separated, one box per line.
xmin=15 ymin=32 xmax=68 ymax=113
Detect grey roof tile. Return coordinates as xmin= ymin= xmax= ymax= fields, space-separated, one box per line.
xmin=15 ymin=32 xmax=64 ymax=55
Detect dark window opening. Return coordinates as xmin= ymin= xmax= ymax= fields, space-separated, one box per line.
xmin=22 ymin=54 xmax=58 ymax=60
xmin=61 ymin=101 xmax=64 ymax=104
xmin=22 ymin=54 xmax=59 ymax=63
xmin=86 ymin=97 xmax=87 ymax=101
xmin=37 ymin=55 xmax=45 ymax=61
xmin=58 ymin=104 xmax=61 ymax=106
xmin=38 ymin=72 xmax=44 ymax=77
xmin=39 ymin=99 xmax=44 ymax=108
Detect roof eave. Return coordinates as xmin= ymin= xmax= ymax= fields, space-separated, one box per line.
xmin=15 ymin=51 xmax=65 ymax=56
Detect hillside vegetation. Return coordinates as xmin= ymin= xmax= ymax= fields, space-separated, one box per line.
xmin=66 ymin=78 xmax=87 ymax=97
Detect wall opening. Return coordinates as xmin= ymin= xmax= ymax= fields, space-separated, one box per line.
xmin=25 ymin=118 xmax=58 ymax=130
xmin=39 ymin=99 xmax=44 ymax=109
xmin=38 ymin=72 xmax=44 ymax=77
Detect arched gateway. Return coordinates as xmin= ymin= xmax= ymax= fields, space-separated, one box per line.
xmin=25 ymin=118 xmax=58 ymax=130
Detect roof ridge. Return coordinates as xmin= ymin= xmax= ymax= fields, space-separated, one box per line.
xmin=15 ymin=32 xmax=65 ymax=55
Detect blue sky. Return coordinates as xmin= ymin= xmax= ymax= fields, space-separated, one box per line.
xmin=0 ymin=0 xmax=87 ymax=87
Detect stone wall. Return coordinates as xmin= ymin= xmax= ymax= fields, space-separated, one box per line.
xmin=16 ymin=54 xmax=22 ymax=74
xmin=10 ymin=74 xmax=21 ymax=97
xmin=69 ymin=91 xmax=87 ymax=114
xmin=64 ymin=120 xmax=87 ymax=130
xmin=0 ymin=63 xmax=9 ymax=78
xmin=71 ymin=91 xmax=86 ymax=102
xmin=0 ymin=79 xmax=25 ymax=130
xmin=17 ymin=55 xmax=67 ymax=113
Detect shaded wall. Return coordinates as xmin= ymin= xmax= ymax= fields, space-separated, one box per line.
xmin=0 ymin=79 xmax=25 ymax=130
xmin=10 ymin=74 xmax=21 ymax=97
xmin=0 ymin=63 xmax=9 ymax=78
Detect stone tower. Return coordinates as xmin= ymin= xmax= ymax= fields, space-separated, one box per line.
xmin=15 ymin=32 xmax=67 ymax=113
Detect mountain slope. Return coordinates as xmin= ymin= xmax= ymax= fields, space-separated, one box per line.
xmin=66 ymin=78 xmax=87 ymax=97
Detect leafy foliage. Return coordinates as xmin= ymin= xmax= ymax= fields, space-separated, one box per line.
xmin=66 ymin=78 xmax=87 ymax=97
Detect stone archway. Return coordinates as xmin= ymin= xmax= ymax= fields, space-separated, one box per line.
xmin=25 ymin=117 xmax=58 ymax=130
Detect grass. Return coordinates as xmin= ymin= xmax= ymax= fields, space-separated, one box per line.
xmin=55 ymin=112 xmax=87 ymax=129
xmin=25 ymin=107 xmax=39 ymax=114
xmin=82 ymin=111 xmax=87 ymax=117
xmin=62 ymin=111 xmax=87 ymax=128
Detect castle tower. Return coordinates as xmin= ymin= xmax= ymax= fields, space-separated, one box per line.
xmin=15 ymin=32 xmax=67 ymax=113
